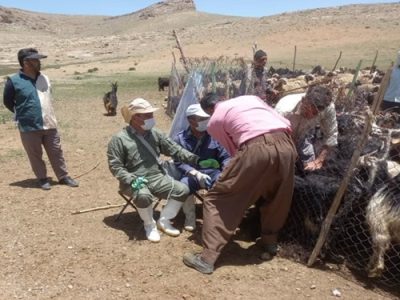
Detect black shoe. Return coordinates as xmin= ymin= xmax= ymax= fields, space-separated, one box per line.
xmin=59 ymin=176 xmax=79 ymax=187
xmin=260 ymin=244 xmax=278 ymax=261
xmin=183 ymin=253 xmax=214 ymax=274
xmin=38 ymin=178 xmax=51 ymax=190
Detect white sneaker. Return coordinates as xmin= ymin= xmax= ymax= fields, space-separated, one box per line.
xmin=157 ymin=218 xmax=180 ymax=237
xmin=144 ymin=223 xmax=160 ymax=243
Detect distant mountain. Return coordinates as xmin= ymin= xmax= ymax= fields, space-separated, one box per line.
xmin=0 ymin=2 xmax=399 ymax=70
xmin=119 ymin=0 xmax=196 ymax=20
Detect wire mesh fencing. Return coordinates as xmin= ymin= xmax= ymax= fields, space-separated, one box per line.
xmin=166 ymin=56 xmax=252 ymax=117
xmin=280 ymin=86 xmax=400 ymax=289
xmin=166 ymin=56 xmax=400 ymax=288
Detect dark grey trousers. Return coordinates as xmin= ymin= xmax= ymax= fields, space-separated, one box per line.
xmin=20 ymin=129 xmax=68 ymax=180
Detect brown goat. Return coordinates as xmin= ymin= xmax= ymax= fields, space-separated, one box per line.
xmin=103 ymin=82 xmax=118 ymax=116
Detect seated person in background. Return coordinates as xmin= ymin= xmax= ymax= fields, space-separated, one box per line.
xmin=173 ymin=104 xmax=230 ymax=231
xmin=107 ymin=98 xmax=215 ymax=242
xmin=275 ymin=85 xmax=338 ymax=171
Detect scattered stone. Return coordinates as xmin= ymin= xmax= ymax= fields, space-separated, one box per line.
xmin=67 ymin=284 xmax=73 ymax=289
xmin=310 ymin=285 xmax=316 ymax=289
xmin=332 ymin=288 xmax=341 ymax=297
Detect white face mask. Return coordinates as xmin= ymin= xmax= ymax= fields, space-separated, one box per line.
xmin=141 ymin=118 xmax=155 ymax=131
xmin=196 ymin=119 xmax=209 ymax=132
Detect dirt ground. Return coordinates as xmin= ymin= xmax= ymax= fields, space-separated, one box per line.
xmin=0 ymin=79 xmax=398 ymax=300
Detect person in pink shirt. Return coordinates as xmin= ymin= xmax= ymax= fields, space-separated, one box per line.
xmin=183 ymin=93 xmax=297 ymax=274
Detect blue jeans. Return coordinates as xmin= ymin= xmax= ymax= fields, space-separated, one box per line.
xmin=180 ymin=169 xmax=221 ymax=194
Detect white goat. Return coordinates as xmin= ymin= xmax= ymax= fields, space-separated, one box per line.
xmin=366 ymin=174 xmax=400 ymax=277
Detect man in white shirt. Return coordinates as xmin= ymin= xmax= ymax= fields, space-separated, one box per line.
xmin=275 ymin=85 xmax=338 ymax=171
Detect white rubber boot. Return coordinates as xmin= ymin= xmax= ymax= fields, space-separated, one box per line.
xmin=182 ymin=195 xmax=196 ymax=232
xmin=136 ymin=206 xmax=160 ymax=243
xmin=157 ymin=199 xmax=183 ymax=237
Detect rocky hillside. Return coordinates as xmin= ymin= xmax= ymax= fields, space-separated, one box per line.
xmin=0 ymin=2 xmax=399 ymax=74
xmin=123 ymin=0 xmax=196 ymax=20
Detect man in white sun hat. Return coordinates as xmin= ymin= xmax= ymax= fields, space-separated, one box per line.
xmin=173 ymin=104 xmax=230 ymax=232
xmin=107 ymin=98 xmax=218 ymax=242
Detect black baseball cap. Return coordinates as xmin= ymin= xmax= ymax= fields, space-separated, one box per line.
xmin=18 ymin=48 xmax=47 ymax=66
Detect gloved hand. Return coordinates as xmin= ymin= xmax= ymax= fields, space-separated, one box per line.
xmin=198 ymin=158 xmax=220 ymax=169
xmin=194 ymin=171 xmax=212 ymax=189
xmin=131 ymin=176 xmax=148 ymax=191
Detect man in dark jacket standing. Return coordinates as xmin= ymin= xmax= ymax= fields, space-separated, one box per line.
xmin=3 ymin=48 xmax=78 ymax=190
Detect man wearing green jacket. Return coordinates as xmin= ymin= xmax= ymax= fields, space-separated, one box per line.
xmin=107 ymin=98 xmax=214 ymax=243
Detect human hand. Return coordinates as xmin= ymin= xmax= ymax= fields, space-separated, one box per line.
xmin=131 ymin=176 xmax=148 ymax=191
xmin=198 ymin=158 xmax=220 ymax=169
xmin=194 ymin=171 xmax=212 ymax=189
xmin=303 ymin=159 xmax=323 ymax=171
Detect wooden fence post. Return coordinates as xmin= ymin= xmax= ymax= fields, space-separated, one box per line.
xmin=370 ymin=50 xmax=379 ymax=73
xmin=371 ymin=66 xmax=393 ymax=113
xmin=307 ymin=110 xmax=373 ymax=266
xmin=347 ymin=60 xmax=362 ymax=98
xmin=252 ymin=42 xmax=257 ymax=56
xmin=332 ymin=51 xmax=342 ymax=71
xmin=172 ymin=30 xmax=190 ymax=73
xmin=292 ymin=45 xmax=297 ymax=72
xmin=307 ymin=65 xmax=391 ymax=266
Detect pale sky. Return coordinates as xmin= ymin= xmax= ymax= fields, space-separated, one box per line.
xmin=0 ymin=0 xmax=398 ymax=17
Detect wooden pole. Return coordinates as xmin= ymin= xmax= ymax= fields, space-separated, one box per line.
xmin=71 ymin=203 xmax=125 ymax=215
xmin=332 ymin=51 xmax=342 ymax=72
xmin=307 ymin=110 xmax=374 ymax=266
xmin=280 ymin=77 xmax=332 ymax=95
xmin=370 ymin=50 xmax=379 ymax=74
xmin=172 ymin=30 xmax=190 ymax=73
xmin=211 ymin=61 xmax=216 ymax=93
xmin=371 ymin=66 xmax=392 ymax=114
xmin=252 ymin=42 xmax=257 ymax=56
xmin=292 ymin=45 xmax=297 ymax=72
xmin=347 ymin=60 xmax=362 ymax=98
xmin=171 ymin=51 xmax=177 ymax=65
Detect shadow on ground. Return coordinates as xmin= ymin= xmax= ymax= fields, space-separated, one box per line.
xmin=9 ymin=177 xmax=58 ymax=189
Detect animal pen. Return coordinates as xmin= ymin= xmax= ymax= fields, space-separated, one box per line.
xmin=165 ymin=54 xmax=400 ymax=292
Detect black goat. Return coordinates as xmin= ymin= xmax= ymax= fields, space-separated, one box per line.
xmin=158 ymin=77 xmax=169 ymax=91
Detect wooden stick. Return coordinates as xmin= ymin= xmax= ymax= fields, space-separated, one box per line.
xmin=171 ymin=51 xmax=177 ymax=65
xmin=73 ymin=161 xmax=101 ymax=179
xmin=252 ymin=42 xmax=257 ymax=56
xmin=71 ymin=203 xmax=125 ymax=215
xmin=371 ymin=66 xmax=392 ymax=114
xmin=280 ymin=77 xmax=332 ymax=95
xmin=172 ymin=30 xmax=190 ymax=73
xmin=370 ymin=50 xmax=379 ymax=74
xmin=346 ymin=60 xmax=362 ymax=98
xmin=332 ymin=51 xmax=342 ymax=72
xmin=292 ymin=45 xmax=297 ymax=72
xmin=307 ymin=110 xmax=374 ymax=266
